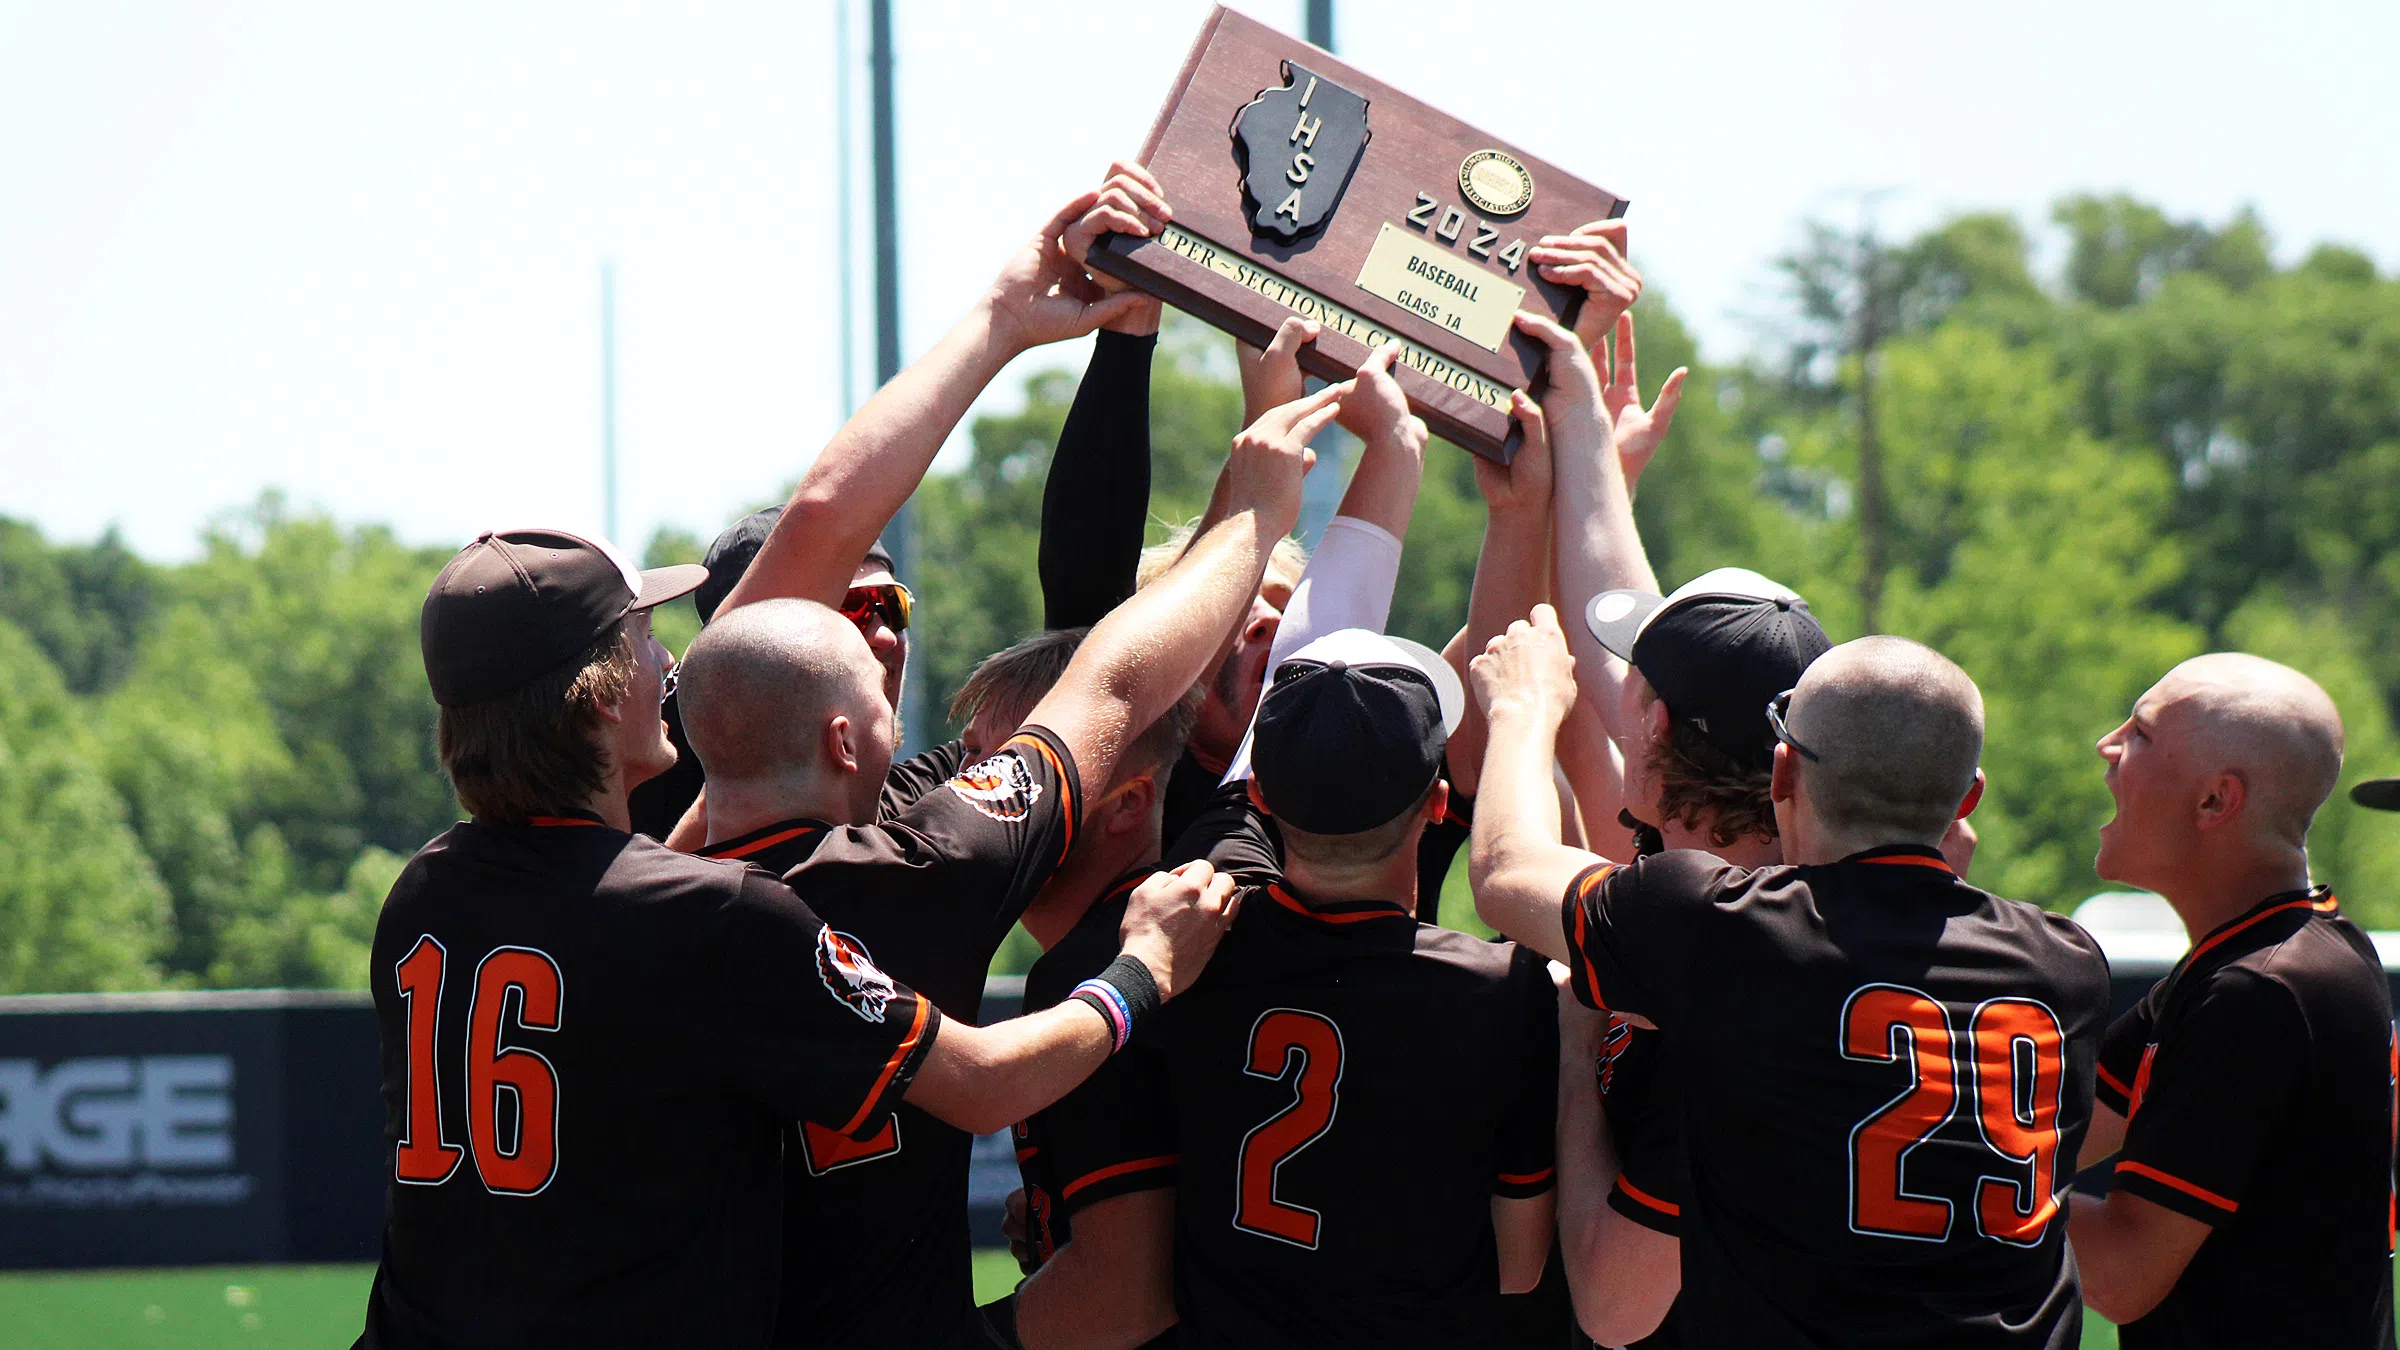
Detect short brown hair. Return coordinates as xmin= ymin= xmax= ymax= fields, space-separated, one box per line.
xmin=950 ymin=627 xmax=1199 ymax=786
xmin=1277 ymin=778 xmax=1436 ymax=872
xmin=1641 ymin=684 xmax=1778 ymax=849
xmin=437 ymin=620 xmax=635 ymax=823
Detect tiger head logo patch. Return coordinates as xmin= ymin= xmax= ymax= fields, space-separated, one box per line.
xmin=944 ymin=748 xmax=1043 ymax=823
xmin=816 ymin=928 xmax=898 ymax=1024
xmin=1599 ymin=1014 xmax=1635 ymax=1095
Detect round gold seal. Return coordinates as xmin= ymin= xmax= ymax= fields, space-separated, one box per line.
xmin=1459 ymin=149 xmax=1534 ymax=218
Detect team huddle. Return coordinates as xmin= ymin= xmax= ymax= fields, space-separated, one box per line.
xmin=356 ymin=164 xmax=2400 ymax=1350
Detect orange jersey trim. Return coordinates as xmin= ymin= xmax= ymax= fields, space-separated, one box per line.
xmin=527 ymin=815 xmax=608 ymax=829
xmin=1497 ymin=1167 xmax=1555 ymax=1187
xmin=1007 ymin=732 xmax=1078 ymax=865
xmin=2116 ymin=1159 xmax=2238 ymax=1214
xmin=1266 ymin=884 xmax=1410 ymax=924
xmin=837 ymin=994 xmax=932 ymax=1139
xmin=1565 ymin=865 xmax=1617 ymax=1010
xmin=2190 ymin=893 xmax=2339 ymax=965
xmin=1615 ymin=1175 xmax=1681 ymax=1217
xmin=1060 ymin=1154 xmax=1179 ymax=1202
xmin=702 ymin=823 xmax=822 ymax=860
xmin=2094 ymin=1062 xmax=2137 ymax=1101
xmin=1854 ymin=852 xmax=1955 ymax=875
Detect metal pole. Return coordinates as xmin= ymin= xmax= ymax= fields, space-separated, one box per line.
xmin=868 ymin=0 xmax=924 ymax=748
xmin=1305 ymin=0 xmax=1334 ymax=49
xmin=835 ymin=0 xmax=858 ymax=419
xmin=1290 ymin=1 xmax=1354 ymax=549
xmin=601 ymin=260 xmax=618 ymax=544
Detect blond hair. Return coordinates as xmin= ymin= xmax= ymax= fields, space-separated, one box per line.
xmin=1137 ymin=520 xmax=1309 ymax=605
xmin=950 ymin=628 xmax=1200 ymax=787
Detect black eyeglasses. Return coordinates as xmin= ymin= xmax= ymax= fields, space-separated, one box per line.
xmin=840 ymin=581 xmax=913 ymax=634
xmin=1766 ymin=688 xmax=1819 ymax=762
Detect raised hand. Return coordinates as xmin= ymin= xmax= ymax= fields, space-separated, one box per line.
xmin=1236 ymin=315 xmax=1322 ymax=424
xmin=1475 ymin=389 xmax=1556 ymax=516
xmin=1117 ymin=859 xmax=1241 ymax=1000
xmin=1470 ymin=603 xmax=1580 ymax=733
xmin=985 ymin=191 xmax=1152 ymax=352
xmin=1511 ymin=310 xmax=1608 ymax=435
xmin=1529 ymin=220 xmax=1642 ymax=355
xmin=1334 ymin=340 xmax=1429 ymax=455
xmin=1601 ymin=311 xmax=1687 ymax=491
xmin=1060 ymin=160 xmax=1169 ymax=336
xmin=1223 ymin=383 xmax=1341 ymax=536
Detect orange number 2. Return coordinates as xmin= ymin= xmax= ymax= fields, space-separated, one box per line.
xmin=1235 ymin=1009 xmax=1345 ymax=1249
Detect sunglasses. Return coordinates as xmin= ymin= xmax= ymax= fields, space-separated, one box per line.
xmin=840 ymin=581 xmax=913 ymax=634
xmin=1766 ymin=688 xmax=1820 ymax=763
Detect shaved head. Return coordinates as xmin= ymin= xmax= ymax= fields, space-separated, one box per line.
xmin=1788 ymin=637 xmax=1985 ymax=840
xmin=2146 ymin=653 xmax=2342 ymax=844
xmin=679 ymin=598 xmax=886 ymax=783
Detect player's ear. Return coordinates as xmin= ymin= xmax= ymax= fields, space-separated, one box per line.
xmin=2194 ymin=770 xmax=2247 ymax=831
xmin=1770 ymin=742 xmax=1798 ymax=805
xmin=1100 ymin=772 xmax=1157 ymax=836
xmin=824 ymin=714 xmax=861 ymax=775
xmin=1424 ymin=777 xmax=1450 ymax=824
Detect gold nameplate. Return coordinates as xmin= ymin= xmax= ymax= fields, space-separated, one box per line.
xmin=1353 ymin=223 xmax=1526 ymax=354
xmin=1153 ymin=223 xmax=1514 ymax=412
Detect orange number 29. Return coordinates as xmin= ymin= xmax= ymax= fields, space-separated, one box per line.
xmin=1841 ymin=984 xmax=2064 ymax=1246
xmin=1235 ymin=1009 xmax=1345 ymax=1249
xmin=393 ymin=935 xmax=566 ymax=1197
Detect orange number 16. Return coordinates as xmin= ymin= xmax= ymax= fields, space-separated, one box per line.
xmin=1841 ymin=984 xmax=2065 ymax=1247
xmin=394 ymin=935 xmax=565 ymax=1197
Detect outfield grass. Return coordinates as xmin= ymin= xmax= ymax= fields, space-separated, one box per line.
xmin=0 ymin=1263 xmax=375 ymax=1349
xmin=0 ymin=1255 xmax=2125 ymax=1346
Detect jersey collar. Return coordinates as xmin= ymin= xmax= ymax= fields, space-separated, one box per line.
xmin=1265 ymin=882 xmax=1415 ymax=927
xmin=1838 ymin=843 xmax=1955 ymax=874
xmin=525 ymin=809 xmax=610 ymax=829
xmin=697 ymin=818 xmax=830 ymax=861
xmin=2188 ymin=885 xmax=2338 ymax=966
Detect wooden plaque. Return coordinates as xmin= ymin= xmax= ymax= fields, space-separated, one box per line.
xmin=1089 ymin=5 xmax=1627 ymax=462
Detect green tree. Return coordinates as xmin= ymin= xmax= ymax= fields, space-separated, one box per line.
xmin=0 ymin=618 xmax=171 ymax=992
xmin=0 ymin=518 xmax=157 ymax=695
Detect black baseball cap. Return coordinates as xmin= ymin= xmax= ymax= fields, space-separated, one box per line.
xmin=690 ymin=506 xmax=899 ymax=624
xmin=1251 ymin=630 xmax=1465 ymax=835
xmin=1585 ymin=567 xmax=1831 ymax=771
xmin=2353 ymin=779 xmax=2400 ymax=811
xmin=421 ymin=527 xmax=707 ymax=707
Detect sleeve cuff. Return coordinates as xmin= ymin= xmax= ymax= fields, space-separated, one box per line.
xmin=2093 ymin=1061 xmax=2135 ymax=1117
xmin=2111 ymin=1158 xmax=2240 ymax=1227
xmin=1494 ymin=1165 xmax=1556 ymax=1199
xmin=1607 ymin=1174 xmax=1682 ymax=1235
xmin=1056 ymin=1154 xmax=1179 ymax=1217
xmin=839 ymin=997 xmax=940 ymax=1142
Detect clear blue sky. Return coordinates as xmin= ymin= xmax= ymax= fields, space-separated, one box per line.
xmin=6 ymin=0 xmax=2396 ymax=561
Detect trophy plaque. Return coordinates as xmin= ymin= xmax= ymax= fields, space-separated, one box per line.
xmin=1089 ymin=5 xmax=1628 ymax=462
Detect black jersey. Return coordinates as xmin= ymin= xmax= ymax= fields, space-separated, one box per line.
xmin=358 ymin=814 xmax=937 ymax=1350
xmin=1161 ymin=789 xmax=1557 ymax=1349
xmin=699 ymin=730 xmax=1081 ymax=1350
xmin=1561 ymin=845 xmax=2110 ymax=1350
xmin=1161 ymin=758 xmax=1469 ymax=929
xmin=1014 ymin=872 xmax=1178 ymax=1263
xmin=2093 ymin=887 xmax=2397 ymax=1350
